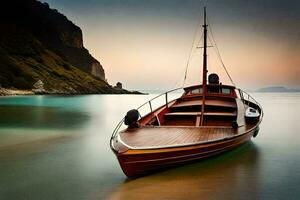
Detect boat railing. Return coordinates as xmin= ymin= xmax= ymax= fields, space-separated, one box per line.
xmin=237 ymin=88 xmax=263 ymax=114
xmin=111 ymin=88 xmax=263 ymax=147
xmin=110 ymin=87 xmax=184 ymax=145
xmin=136 ymin=87 xmax=184 ymax=112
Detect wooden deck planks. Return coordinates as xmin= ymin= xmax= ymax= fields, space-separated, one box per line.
xmin=119 ymin=126 xmax=242 ymax=148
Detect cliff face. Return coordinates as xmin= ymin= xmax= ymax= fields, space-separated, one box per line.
xmin=23 ymin=0 xmax=105 ymax=80
xmin=0 ymin=0 xmax=112 ymax=93
xmin=58 ymin=46 xmax=105 ymax=80
xmin=91 ymin=62 xmax=105 ymax=78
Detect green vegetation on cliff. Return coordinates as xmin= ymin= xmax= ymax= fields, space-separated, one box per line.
xmin=0 ymin=0 xmax=131 ymax=94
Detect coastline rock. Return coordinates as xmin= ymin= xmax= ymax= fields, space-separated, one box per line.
xmin=114 ymin=82 xmax=123 ymax=89
xmin=32 ymin=80 xmax=46 ymax=94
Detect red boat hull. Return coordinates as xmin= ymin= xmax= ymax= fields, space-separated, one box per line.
xmin=114 ymin=128 xmax=258 ymax=177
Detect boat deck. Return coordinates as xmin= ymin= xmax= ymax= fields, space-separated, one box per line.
xmin=119 ymin=125 xmax=252 ymax=149
xmin=118 ymin=98 xmax=252 ymax=149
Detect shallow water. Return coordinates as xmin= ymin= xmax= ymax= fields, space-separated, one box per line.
xmin=0 ymin=93 xmax=299 ymax=200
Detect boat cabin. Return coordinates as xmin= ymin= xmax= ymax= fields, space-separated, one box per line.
xmin=183 ymin=84 xmax=237 ymax=98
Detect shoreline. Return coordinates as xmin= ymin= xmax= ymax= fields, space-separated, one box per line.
xmin=0 ymin=87 xmax=145 ymax=96
xmin=0 ymin=88 xmax=34 ymax=96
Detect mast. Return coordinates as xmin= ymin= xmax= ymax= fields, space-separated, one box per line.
xmin=200 ymin=7 xmax=208 ymax=126
xmin=202 ymin=7 xmax=208 ymax=88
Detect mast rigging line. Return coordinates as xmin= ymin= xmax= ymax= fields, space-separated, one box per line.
xmin=182 ymin=14 xmax=204 ymax=87
xmin=171 ymin=22 xmax=203 ymax=89
xmin=175 ymin=7 xmax=236 ymax=89
xmin=207 ymin=18 xmax=236 ymax=86
xmin=180 ymin=33 xmax=204 ymax=87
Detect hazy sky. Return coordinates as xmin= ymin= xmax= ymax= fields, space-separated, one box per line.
xmin=44 ymin=0 xmax=300 ymax=90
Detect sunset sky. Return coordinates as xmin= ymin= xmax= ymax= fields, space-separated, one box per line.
xmin=44 ymin=0 xmax=300 ymax=91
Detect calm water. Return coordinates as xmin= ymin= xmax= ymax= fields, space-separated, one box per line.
xmin=0 ymin=93 xmax=299 ymax=200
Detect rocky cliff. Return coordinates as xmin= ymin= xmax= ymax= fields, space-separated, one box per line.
xmin=0 ymin=0 xmax=123 ymax=94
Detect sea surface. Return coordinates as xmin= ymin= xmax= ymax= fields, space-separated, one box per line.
xmin=0 ymin=93 xmax=299 ymax=200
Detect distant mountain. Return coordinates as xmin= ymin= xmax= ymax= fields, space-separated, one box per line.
xmin=0 ymin=0 xmax=131 ymax=94
xmin=256 ymin=86 xmax=300 ymax=93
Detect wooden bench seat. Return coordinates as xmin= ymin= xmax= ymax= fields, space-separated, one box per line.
xmin=204 ymin=111 xmax=237 ymax=117
xmin=172 ymin=99 xmax=236 ymax=108
xmin=165 ymin=112 xmax=201 ymax=116
xmin=164 ymin=111 xmax=237 ymax=117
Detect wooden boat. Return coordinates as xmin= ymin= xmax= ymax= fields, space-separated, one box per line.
xmin=110 ymin=7 xmax=263 ymax=178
